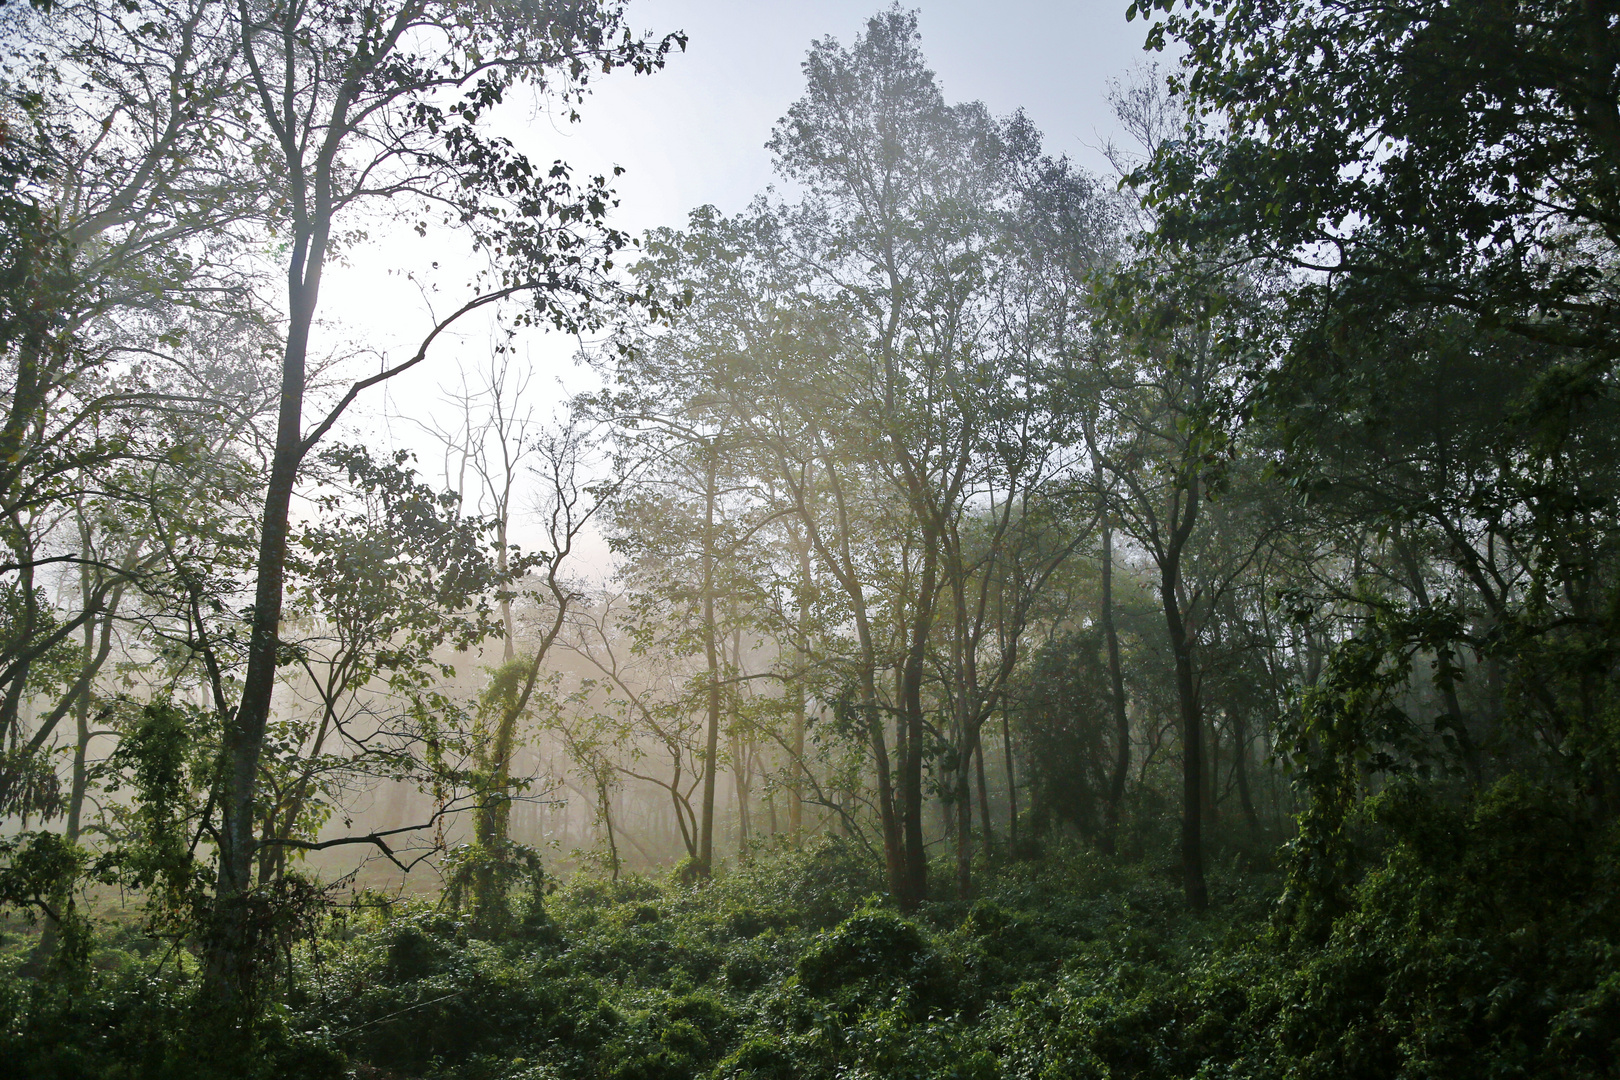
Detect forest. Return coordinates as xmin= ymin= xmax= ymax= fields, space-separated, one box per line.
xmin=2 ymin=1 xmax=1618 ymax=1077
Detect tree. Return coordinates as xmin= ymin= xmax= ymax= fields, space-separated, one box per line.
xmin=421 ymin=353 xmax=547 ymax=661
xmin=0 ymin=0 xmax=264 ymax=759
xmin=1088 ymin=251 xmax=1288 ymax=910
xmin=462 ymin=422 xmax=606 ymax=926
xmin=1013 ymin=628 xmax=1115 ymax=837
xmin=618 ymin=197 xmax=927 ymax=893
xmin=766 ymin=7 xmax=1103 ymax=905
xmin=1136 ymin=0 xmax=1620 ymax=362
xmin=585 ymin=376 xmax=779 ymax=877
xmin=558 ymin=592 xmax=710 ymax=869
xmin=207 ymin=0 xmax=677 ymax=989
xmin=415 ymin=357 xmax=594 ymax=926
xmin=1135 ymin=0 xmax=1620 ymax=840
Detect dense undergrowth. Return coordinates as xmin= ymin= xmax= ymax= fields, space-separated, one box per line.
xmin=2 ymin=777 xmax=1617 ymax=1080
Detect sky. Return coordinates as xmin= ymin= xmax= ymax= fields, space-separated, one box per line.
xmin=529 ymin=0 xmax=1161 ymax=236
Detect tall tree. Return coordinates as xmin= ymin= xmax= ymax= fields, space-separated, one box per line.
xmin=620 ymin=205 xmax=911 ymax=893
xmin=767 ymin=8 xmax=1046 ymax=906
xmin=0 ymin=0 xmax=263 ymax=759
xmin=1135 ymin=0 xmax=1620 ymax=846
xmin=207 ymin=0 xmax=676 ymax=990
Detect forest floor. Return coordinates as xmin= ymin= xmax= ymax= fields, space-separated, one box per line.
xmin=3 ymin=782 xmax=1617 ymax=1079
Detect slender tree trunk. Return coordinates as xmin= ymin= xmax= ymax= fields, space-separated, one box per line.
xmin=1099 ymin=521 xmax=1130 ymax=856
xmin=666 ymin=755 xmax=697 ymax=858
xmin=211 ymin=235 xmax=324 ymax=991
xmin=791 ymin=535 xmax=811 ymax=844
xmin=698 ymin=450 xmax=721 ymax=877
xmin=955 ymin=722 xmax=975 ymax=899
xmin=598 ymin=771 xmax=620 ymax=881
xmin=66 ymin=664 xmax=90 ymax=844
xmin=951 ymin=566 xmax=977 ymax=901
xmin=1161 ymin=553 xmax=1209 ymax=911
xmin=1232 ymin=710 xmax=1259 ymax=833
xmin=952 ymin=744 xmax=965 ymax=906
xmin=734 ymin=734 xmax=752 ymax=852
xmin=1002 ymin=712 xmax=1018 ymax=850
xmin=899 ymin=540 xmax=937 ymax=908
xmin=498 ymin=517 xmax=515 ymax=662
xmin=732 ymin=629 xmax=752 ymax=855
xmin=791 ymin=686 xmax=806 ymax=844
xmin=1204 ymin=711 xmax=1219 ymax=834
xmin=975 ymin=735 xmax=993 ymax=846
xmin=863 ymin=665 xmax=905 ymax=895
xmin=65 ymin=518 xmax=108 ymax=844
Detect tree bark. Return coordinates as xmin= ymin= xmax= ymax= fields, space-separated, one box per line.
xmin=1002 ymin=712 xmax=1018 ymax=849
xmin=790 ymin=531 xmax=811 ymax=844
xmin=898 ymin=538 xmax=937 ymax=908
xmin=783 ymin=448 xmax=903 ymax=896
xmin=1204 ymin=710 xmax=1219 ymax=834
xmin=1160 ymin=543 xmax=1209 ymax=911
xmin=975 ymin=735 xmax=993 ymax=847
xmin=1099 ymin=521 xmax=1130 ymax=856
xmin=211 ymin=242 xmax=322 ymax=991
xmin=1232 ymin=709 xmax=1259 ymax=833
xmin=599 ymin=772 xmax=620 ymax=881
xmin=698 ymin=449 xmax=722 ymax=877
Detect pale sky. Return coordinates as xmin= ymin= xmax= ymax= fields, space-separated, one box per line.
xmin=538 ymin=0 xmax=1159 ymax=235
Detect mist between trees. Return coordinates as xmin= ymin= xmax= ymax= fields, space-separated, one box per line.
xmin=3 ymin=2 xmax=1619 ymax=1079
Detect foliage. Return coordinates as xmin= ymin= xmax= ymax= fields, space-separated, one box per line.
xmin=4 ymin=793 xmax=1618 ymax=1078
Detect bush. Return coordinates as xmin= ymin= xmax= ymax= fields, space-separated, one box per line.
xmin=5 ymin=789 xmax=1610 ymax=1080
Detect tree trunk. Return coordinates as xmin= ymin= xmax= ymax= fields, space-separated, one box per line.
xmin=1232 ymin=709 xmax=1259 ymax=833
xmin=732 ymin=629 xmax=752 ymax=855
xmin=498 ymin=516 xmax=515 ymax=662
xmin=209 ymin=224 xmax=325 ymax=992
xmin=899 ymin=540 xmax=937 ymax=909
xmin=697 ymin=450 xmax=722 ymax=877
xmin=791 ymin=535 xmax=811 ymax=844
xmin=1099 ymin=521 xmax=1130 ymax=857
xmin=863 ymin=665 xmax=905 ymax=896
xmin=1161 ymin=559 xmax=1209 ymax=911
xmin=975 ymin=734 xmax=993 ymax=847
xmin=734 ymin=734 xmax=753 ymax=853
xmin=1002 ymin=712 xmax=1018 ymax=850
xmin=955 ymin=721 xmax=983 ymax=899
xmin=471 ymin=692 xmax=521 ymax=923
xmin=1204 ymin=710 xmax=1219 ymax=834
xmin=790 ymin=686 xmax=806 ymax=844
xmin=599 ymin=772 xmax=620 ymax=881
